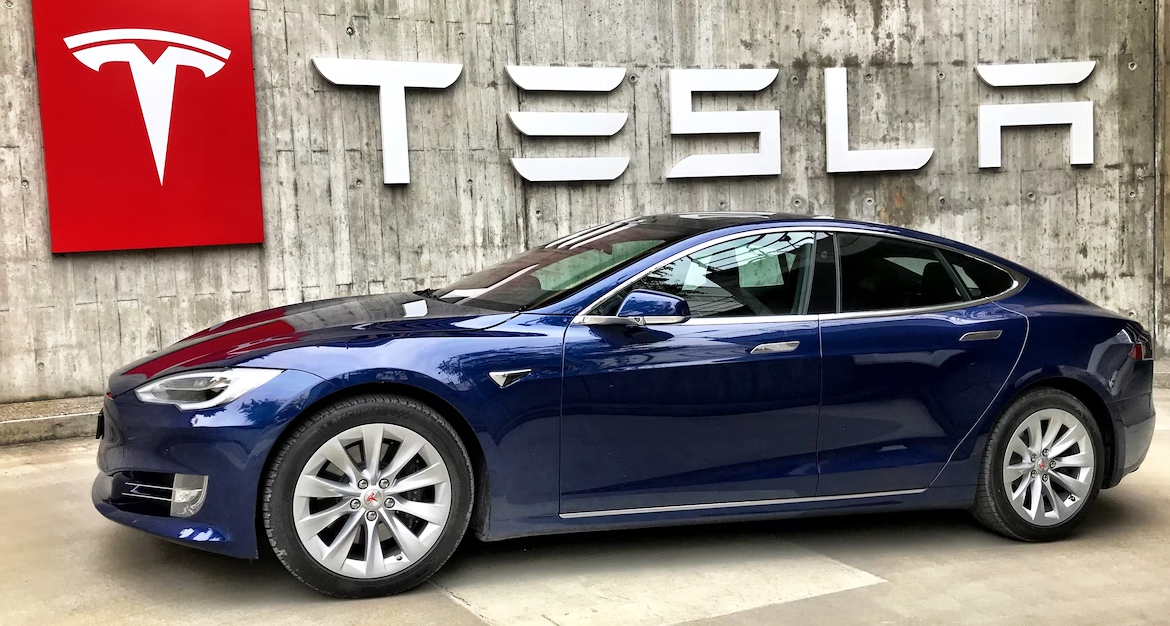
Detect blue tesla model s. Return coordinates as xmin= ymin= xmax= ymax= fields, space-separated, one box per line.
xmin=93 ymin=212 xmax=1155 ymax=597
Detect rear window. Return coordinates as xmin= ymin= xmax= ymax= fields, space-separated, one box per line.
xmin=941 ymin=250 xmax=1015 ymax=299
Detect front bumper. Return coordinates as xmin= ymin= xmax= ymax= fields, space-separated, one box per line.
xmin=92 ymin=369 xmax=329 ymax=559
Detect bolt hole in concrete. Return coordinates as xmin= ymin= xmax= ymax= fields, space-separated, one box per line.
xmin=346 ymin=26 xmax=354 ymax=35
xmin=21 ymin=180 xmax=29 ymax=188
xmin=1130 ymin=62 xmax=1138 ymax=70
xmin=939 ymin=197 xmax=946 ymax=204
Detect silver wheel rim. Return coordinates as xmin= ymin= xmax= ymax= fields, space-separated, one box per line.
xmin=1002 ymin=408 xmax=1095 ymax=527
xmin=293 ymin=423 xmax=452 ymax=578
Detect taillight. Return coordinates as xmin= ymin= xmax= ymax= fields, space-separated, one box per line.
xmin=1124 ymin=328 xmax=1154 ymax=361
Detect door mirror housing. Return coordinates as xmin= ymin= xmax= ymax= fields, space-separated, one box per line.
xmin=579 ymin=290 xmax=691 ymax=326
xmin=615 ymin=289 xmax=691 ymax=325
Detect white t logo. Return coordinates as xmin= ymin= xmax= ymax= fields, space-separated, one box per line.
xmin=65 ymin=29 xmax=232 ymax=184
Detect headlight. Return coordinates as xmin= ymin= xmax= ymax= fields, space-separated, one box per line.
xmin=134 ymin=368 xmax=283 ymax=410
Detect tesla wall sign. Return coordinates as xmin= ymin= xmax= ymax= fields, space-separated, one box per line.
xmin=32 ymin=0 xmax=263 ymax=253
xmin=315 ymin=59 xmax=1096 ymax=184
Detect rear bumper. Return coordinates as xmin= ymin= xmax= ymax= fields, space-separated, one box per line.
xmin=1105 ymin=391 xmax=1156 ymax=488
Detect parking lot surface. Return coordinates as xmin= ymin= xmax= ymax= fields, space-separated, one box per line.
xmin=2 ymin=404 xmax=1167 ymax=626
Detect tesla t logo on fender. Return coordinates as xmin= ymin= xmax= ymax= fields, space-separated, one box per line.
xmin=32 ymin=0 xmax=263 ymax=253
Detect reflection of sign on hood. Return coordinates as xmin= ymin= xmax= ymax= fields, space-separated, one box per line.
xmin=314 ymin=58 xmax=1097 ymax=184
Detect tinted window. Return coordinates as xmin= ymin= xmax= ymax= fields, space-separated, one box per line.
xmin=598 ymin=231 xmax=821 ymax=317
xmin=430 ymin=219 xmax=700 ymax=311
xmin=808 ymin=233 xmax=838 ymax=314
xmin=836 ymin=234 xmax=965 ymax=312
xmin=942 ymin=250 xmax=1015 ymax=299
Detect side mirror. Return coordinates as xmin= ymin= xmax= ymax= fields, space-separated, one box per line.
xmin=615 ymin=290 xmax=691 ymax=325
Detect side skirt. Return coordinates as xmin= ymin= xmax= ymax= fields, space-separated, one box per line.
xmin=479 ymin=485 xmax=977 ymax=542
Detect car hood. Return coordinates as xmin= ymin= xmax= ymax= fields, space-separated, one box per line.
xmin=107 ymin=292 xmax=513 ymax=397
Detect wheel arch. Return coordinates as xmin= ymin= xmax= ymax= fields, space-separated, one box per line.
xmin=256 ymin=380 xmax=492 ymax=548
xmin=1002 ymin=375 xmax=1117 ymax=486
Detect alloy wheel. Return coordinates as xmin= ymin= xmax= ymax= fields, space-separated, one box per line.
xmin=1001 ymin=407 xmax=1095 ymax=527
xmin=292 ymin=423 xmax=452 ymax=578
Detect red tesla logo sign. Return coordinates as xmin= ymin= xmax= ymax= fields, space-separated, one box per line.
xmin=32 ymin=0 xmax=263 ymax=253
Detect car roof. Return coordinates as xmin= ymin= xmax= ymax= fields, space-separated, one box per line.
xmin=634 ymin=211 xmax=1030 ymax=275
xmin=636 ymin=211 xmax=811 ymax=230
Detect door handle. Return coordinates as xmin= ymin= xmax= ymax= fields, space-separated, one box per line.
xmin=960 ymin=330 xmax=1002 ymax=342
xmin=751 ymin=341 xmax=800 ymax=354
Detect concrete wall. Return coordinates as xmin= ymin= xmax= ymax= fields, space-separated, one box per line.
xmin=0 ymin=0 xmax=1162 ymax=402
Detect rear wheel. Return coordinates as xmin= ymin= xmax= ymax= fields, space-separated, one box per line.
xmin=261 ymin=394 xmax=473 ymax=597
xmin=972 ymin=388 xmax=1103 ymax=541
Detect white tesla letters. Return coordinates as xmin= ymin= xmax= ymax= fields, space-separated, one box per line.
xmin=666 ymin=69 xmax=783 ymax=179
xmin=506 ymin=65 xmax=630 ymax=182
xmin=311 ymin=58 xmax=1097 ymax=185
xmin=313 ymin=58 xmax=463 ymax=184
xmin=975 ymin=62 xmax=1096 ymax=168
xmin=66 ymin=29 xmax=232 ymax=184
xmin=824 ymin=67 xmax=935 ymax=173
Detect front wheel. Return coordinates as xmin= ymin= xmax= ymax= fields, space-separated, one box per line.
xmin=261 ymin=394 xmax=473 ymax=597
xmin=972 ymin=387 xmax=1104 ymax=541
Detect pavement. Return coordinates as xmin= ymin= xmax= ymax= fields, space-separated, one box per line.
xmin=0 ymin=395 xmax=1167 ymax=626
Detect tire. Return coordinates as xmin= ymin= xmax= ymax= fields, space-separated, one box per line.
xmin=972 ymin=387 xmax=1104 ymax=541
xmin=261 ymin=394 xmax=473 ymax=598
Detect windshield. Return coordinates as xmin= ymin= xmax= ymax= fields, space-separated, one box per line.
xmin=428 ymin=219 xmax=700 ymax=311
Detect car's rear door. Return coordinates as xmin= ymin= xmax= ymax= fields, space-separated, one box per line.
xmin=815 ymin=232 xmax=1028 ymax=496
xmin=558 ymin=230 xmax=833 ymax=515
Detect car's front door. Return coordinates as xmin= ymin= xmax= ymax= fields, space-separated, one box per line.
xmin=816 ymin=232 xmax=1028 ymax=496
xmin=559 ymin=230 xmax=833 ymax=515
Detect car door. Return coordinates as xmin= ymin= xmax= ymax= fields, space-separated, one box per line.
xmin=559 ymin=230 xmax=832 ymax=515
xmin=816 ymin=232 xmax=1028 ymax=496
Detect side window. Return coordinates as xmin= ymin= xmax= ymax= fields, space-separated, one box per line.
xmin=807 ymin=233 xmax=838 ymax=314
xmin=836 ymin=234 xmax=966 ymax=312
xmin=597 ymin=231 xmax=820 ymax=317
xmin=941 ymin=250 xmax=1015 ymax=299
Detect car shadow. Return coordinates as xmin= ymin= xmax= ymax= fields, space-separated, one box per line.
xmin=91 ymin=488 xmax=1153 ymax=604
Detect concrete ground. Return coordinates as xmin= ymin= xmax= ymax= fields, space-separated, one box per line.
xmin=1 ymin=403 xmax=1167 ymax=626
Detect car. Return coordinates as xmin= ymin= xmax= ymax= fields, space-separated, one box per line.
xmin=93 ymin=212 xmax=1156 ymax=598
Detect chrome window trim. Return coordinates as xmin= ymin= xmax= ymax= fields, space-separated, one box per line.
xmin=680 ymin=314 xmax=819 ymax=325
xmin=571 ymin=224 xmax=1027 ymax=325
xmin=559 ymin=488 xmax=927 ymax=519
